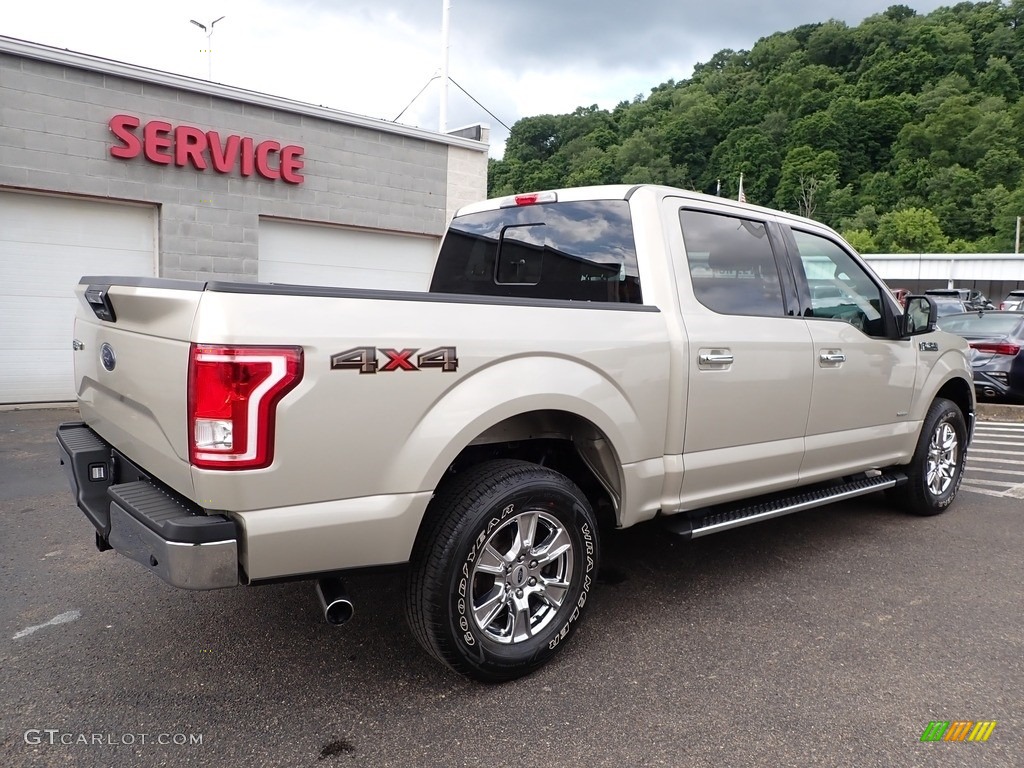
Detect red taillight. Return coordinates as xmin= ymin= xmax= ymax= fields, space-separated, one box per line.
xmin=188 ymin=344 xmax=303 ymax=470
xmin=969 ymin=342 xmax=1021 ymax=356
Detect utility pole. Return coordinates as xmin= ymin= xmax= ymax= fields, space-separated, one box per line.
xmin=190 ymin=16 xmax=226 ymax=80
xmin=1016 ymin=215 xmax=1021 ymax=255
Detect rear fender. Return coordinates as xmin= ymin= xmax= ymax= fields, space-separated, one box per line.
xmin=380 ymin=355 xmax=657 ymax=504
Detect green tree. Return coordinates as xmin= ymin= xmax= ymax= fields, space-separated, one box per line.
xmin=840 ymin=205 xmax=881 ymax=233
xmin=707 ymin=127 xmax=782 ymax=204
xmin=484 ymin=0 xmax=1024 ymax=254
xmin=842 ymin=228 xmax=879 ymax=253
xmin=788 ymin=111 xmax=844 ymax=155
xmin=978 ymin=56 xmax=1021 ymax=101
xmin=875 ymin=208 xmax=949 ymax=252
xmin=806 ymin=20 xmax=858 ymax=69
xmin=503 ymin=115 xmax=562 ymax=163
xmin=775 ymin=146 xmax=840 ymax=216
xmin=926 ymin=165 xmax=983 ymax=240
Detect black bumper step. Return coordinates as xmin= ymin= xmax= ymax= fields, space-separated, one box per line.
xmin=664 ymin=472 xmax=907 ymax=539
xmin=108 ymin=481 xmax=236 ymax=545
xmin=57 ymin=421 xmax=114 ymax=536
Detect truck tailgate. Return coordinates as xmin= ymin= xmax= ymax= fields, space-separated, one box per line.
xmin=73 ymin=279 xmax=203 ymax=498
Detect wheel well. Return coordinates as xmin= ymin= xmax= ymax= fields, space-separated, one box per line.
xmin=936 ymin=377 xmax=974 ymax=429
xmin=436 ymin=410 xmax=621 ymax=530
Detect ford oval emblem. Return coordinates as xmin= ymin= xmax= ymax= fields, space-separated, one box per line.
xmin=100 ymin=343 xmax=116 ymax=372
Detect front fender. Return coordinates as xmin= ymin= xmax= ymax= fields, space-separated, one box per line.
xmin=911 ymin=346 xmax=974 ymax=422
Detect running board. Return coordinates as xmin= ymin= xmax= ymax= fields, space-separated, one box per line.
xmin=663 ymin=472 xmax=907 ymax=540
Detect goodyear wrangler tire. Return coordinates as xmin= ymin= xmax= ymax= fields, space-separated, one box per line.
xmin=405 ymin=460 xmax=599 ymax=683
xmin=892 ymin=397 xmax=967 ymax=516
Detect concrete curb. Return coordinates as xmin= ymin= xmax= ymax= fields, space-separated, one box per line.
xmin=977 ymin=403 xmax=1024 ymax=422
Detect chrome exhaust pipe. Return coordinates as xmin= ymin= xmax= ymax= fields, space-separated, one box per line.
xmin=983 ymin=388 xmax=997 ymax=398
xmin=316 ymin=576 xmax=354 ymax=625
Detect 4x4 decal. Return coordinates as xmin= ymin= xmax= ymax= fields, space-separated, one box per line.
xmin=330 ymin=346 xmax=458 ymax=374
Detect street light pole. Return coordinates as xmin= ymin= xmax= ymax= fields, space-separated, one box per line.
xmin=190 ymin=16 xmax=226 ymax=80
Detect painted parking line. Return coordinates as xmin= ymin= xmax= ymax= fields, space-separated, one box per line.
xmin=960 ymin=483 xmax=1017 ymax=499
xmin=963 ymin=421 xmax=1024 ymax=500
xmin=964 ymin=466 xmax=1024 ymax=477
xmin=967 ymin=456 xmax=1024 ymax=466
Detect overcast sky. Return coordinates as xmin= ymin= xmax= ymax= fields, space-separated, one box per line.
xmin=6 ymin=0 xmax=951 ymax=156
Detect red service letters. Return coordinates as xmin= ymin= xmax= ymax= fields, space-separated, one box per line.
xmin=109 ymin=114 xmax=305 ymax=184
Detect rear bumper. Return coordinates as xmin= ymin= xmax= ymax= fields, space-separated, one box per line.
xmin=56 ymin=422 xmax=239 ymax=590
xmin=972 ymin=369 xmax=1024 ymax=402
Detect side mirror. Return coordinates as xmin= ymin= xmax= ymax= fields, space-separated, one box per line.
xmin=902 ymin=295 xmax=937 ymax=337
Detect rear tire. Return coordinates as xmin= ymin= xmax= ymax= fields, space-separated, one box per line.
xmin=891 ymin=397 xmax=967 ymax=516
xmin=405 ymin=460 xmax=599 ymax=682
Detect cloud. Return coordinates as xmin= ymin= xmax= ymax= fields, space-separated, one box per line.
xmin=4 ymin=0 xmax=953 ymax=158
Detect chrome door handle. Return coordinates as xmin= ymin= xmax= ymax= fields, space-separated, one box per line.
xmin=698 ymin=352 xmax=734 ymax=366
xmin=819 ymin=351 xmax=846 ymax=365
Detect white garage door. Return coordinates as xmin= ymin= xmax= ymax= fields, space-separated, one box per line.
xmin=259 ymin=218 xmax=439 ymax=291
xmin=0 ymin=191 xmax=156 ymax=404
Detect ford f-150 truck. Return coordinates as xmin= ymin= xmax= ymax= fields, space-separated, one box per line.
xmin=58 ymin=184 xmax=974 ymax=682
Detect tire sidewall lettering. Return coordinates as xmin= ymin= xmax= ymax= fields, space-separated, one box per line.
xmin=546 ymin=522 xmax=594 ymax=650
xmin=928 ymin=410 xmax=966 ymax=509
xmin=453 ymin=490 xmax=593 ymax=656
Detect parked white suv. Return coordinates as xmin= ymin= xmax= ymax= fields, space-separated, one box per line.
xmin=1000 ymin=290 xmax=1024 ymax=311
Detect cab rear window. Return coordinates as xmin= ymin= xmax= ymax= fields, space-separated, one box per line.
xmin=429 ymin=200 xmax=642 ymax=303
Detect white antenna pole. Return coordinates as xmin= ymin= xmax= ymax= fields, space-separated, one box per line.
xmin=208 ymin=17 xmax=225 ymax=81
xmin=191 ymin=16 xmax=225 ymax=81
xmin=440 ymin=0 xmax=451 ymax=133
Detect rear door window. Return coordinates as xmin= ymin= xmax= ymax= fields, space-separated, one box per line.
xmin=679 ymin=209 xmax=787 ymax=317
xmin=429 ymin=200 xmax=642 ymax=303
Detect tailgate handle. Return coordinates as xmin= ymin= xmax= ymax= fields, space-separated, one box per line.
xmin=84 ymin=285 xmax=117 ymax=323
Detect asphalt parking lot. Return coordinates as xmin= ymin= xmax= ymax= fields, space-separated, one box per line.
xmin=2 ymin=407 xmax=1022 ymax=767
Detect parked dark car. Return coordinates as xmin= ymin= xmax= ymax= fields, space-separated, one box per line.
xmin=929 ymin=296 xmax=970 ymax=317
xmin=936 ymin=311 xmax=1024 ymax=402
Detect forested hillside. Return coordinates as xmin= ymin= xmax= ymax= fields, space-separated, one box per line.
xmin=487 ymin=2 xmax=1024 ymax=252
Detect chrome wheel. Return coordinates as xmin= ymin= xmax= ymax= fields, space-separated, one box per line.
xmin=469 ymin=509 xmax=575 ymax=644
xmin=926 ymin=420 xmax=959 ymax=496
xmin=406 ymin=460 xmax=599 ymax=681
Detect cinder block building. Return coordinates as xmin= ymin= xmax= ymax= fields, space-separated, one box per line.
xmin=0 ymin=36 xmax=489 ymax=403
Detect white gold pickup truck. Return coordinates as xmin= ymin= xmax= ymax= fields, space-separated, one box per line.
xmin=58 ymin=184 xmax=974 ymax=682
